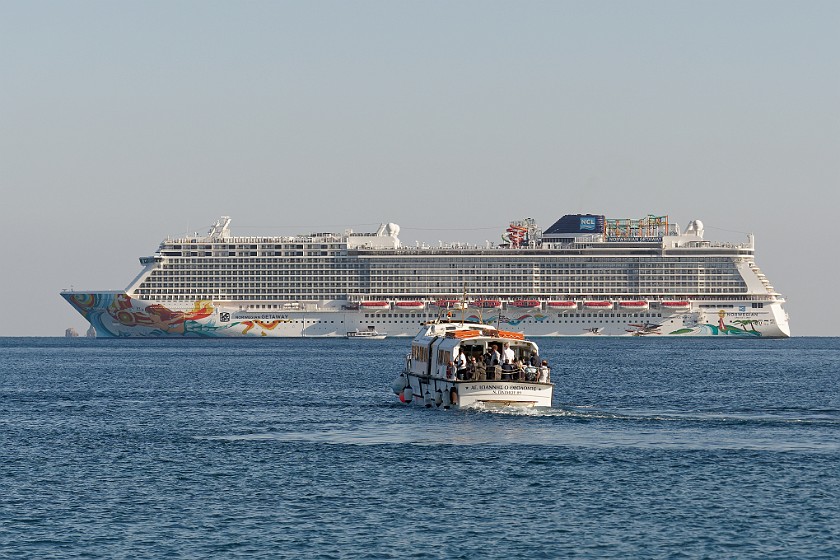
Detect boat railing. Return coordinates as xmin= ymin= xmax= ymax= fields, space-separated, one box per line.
xmin=411 ymin=373 xmax=552 ymax=385
xmin=409 ymin=365 xmax=550 ymax=384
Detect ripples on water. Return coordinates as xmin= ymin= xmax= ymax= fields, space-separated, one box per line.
xmin=1 ymin=337 xmax=838 ymax=558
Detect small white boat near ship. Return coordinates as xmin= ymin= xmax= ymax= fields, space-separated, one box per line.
xmin=346 ymin=327 xmax=386 ymax=340
xmin=392 ymin=320 xmax=553 ymax=409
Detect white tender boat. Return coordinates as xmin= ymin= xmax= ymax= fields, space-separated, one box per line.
xmin=346 ymin=327 xmax=386 ymax=340
xmin=392 ymin=320 xmax=553 ymax=409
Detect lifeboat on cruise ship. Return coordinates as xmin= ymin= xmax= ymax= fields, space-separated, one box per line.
xmin=547 ymin=301 xmax=578 ymax=311
xmin=619 ymin=300 xmax=649 ymax=311
xmin=395 ymin=301 xmax=425 ymax=310
xmin=472 ymin=299 xmax=502 ymax=309
xmin=361 ymin=301 xmax=390 ymax=311
xmin=660 ymin=300 xmax=691 ymax=312
xmin=511 ymin=299 xmax=541 ymax=309
xmin=433 ymin=299 xmax=461 ymax=309
xmin=583 ymin=300 xmax=614 ymax=311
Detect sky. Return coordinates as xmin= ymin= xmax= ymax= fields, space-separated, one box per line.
xmin=1 ymin=1 xmax=838 ymax=336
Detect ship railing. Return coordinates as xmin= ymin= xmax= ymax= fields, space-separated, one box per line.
xmin=165 ymin=234 xmax=343 ymax=244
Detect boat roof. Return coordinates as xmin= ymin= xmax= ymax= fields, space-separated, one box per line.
xmin=413 ymin=320 xmax=534 ymax=346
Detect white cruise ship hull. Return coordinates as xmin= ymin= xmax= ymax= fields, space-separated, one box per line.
xmin=62 ymin=292 xmax=791 ymax=338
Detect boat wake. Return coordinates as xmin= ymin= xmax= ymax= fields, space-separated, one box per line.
xmin=551 ymin=405 xmax=840 ymax=427
xmin=194 ymin=404 xmax=840 ymax=452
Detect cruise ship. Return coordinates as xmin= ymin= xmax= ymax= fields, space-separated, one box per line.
xmin=61 ymin=214 xmax=790 ymax=338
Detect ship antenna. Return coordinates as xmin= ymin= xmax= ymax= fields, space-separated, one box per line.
xmin=460 ymin=283 xmax=467 ymax=325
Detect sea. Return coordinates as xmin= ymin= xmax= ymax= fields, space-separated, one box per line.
xmin=1 ymin=336 xmax=838 ymax=559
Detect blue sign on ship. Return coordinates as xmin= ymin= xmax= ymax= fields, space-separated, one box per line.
xmin=580 ymin=217 xmax=597 ymax=230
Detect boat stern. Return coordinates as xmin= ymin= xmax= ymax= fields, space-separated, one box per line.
xmin=456 ymin=381 xmax=553 ymax=408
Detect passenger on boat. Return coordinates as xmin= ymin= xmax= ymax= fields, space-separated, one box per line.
xmin=538 ymin=360 xmax=550 ymax=383
xmin=513 ymin=358 xmax=525 ymax=381
xmin=481 ymin=349 xmax=492 ymax=379
xmin=501 ymin=359 xmax=514 ymax=381
xmin=446 ymin=361 xmax=455 ymax=380
xmin=529 ymin=352 xmax=540 ymax=367
xmin=524 ymin=364 xmax=538 ymax=382
xmin=455 ymin=350 xmax=468 ymax=380
xmin=485 ymin=345 xmax=501 ymax=380
xmin=475 ymin=358 xmax=486 ymax=381
xmin=503 ymin=342 xmax=515 ymax=364
xmin=465 ymin=357 xmax=477 ymax=380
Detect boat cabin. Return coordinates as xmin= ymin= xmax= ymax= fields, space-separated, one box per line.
xmin=408 ymin=321 xmax=538 ymax=379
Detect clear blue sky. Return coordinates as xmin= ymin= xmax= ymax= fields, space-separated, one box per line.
xmin=1 ymin=1 xmax=838 ymax=336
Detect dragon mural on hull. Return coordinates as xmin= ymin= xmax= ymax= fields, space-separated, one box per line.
xmin=63 ymin=293 xmax=290 ymax=337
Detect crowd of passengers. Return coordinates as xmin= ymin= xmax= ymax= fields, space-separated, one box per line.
xmin=447 ymin=341 xmax=551 ymax=383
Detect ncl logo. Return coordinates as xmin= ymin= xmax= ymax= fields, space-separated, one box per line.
xmin=580 ymin=217 xmax=596 ymax=231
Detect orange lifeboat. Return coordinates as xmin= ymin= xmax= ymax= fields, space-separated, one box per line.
xmin=547 ymin=301 xmax=577 ymax=311
xmin=584 ymin=301 xmax=613 ymax=311
xmin=361 ymin=301 xmax=390 ymax=310
xmin=619 ymin=300 xmax=649 ymax=311
xmin=395 ymin=301 xmax=425 ymax=310
xmin=472 ymin=299 xmax=502 ymax=309
xmin=511 ymin=299 xmax=541 ymax=309
xmin=433 ymin=299 xmax=460 ymax=309
xmin=447 ymin=329 xmax=483 ymax=339
xmin=660 ymin=300 xmax=691 ymax=312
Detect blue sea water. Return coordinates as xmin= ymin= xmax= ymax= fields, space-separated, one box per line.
xmin=1 ymin=336 xmax=838 ymax=559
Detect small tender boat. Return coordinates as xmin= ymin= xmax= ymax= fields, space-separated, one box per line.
xmin=392 ymin=320 xmax=553 ymax=409
xmin=395 ymin=301 xmax=425 ymax=310
xmin=346 ymin=327 xmax=386 ymax=340
xmin=584 ymin=300 xmax=614 ymax=311
xmin=433 ymin=299 xmax=461 ymax=309
xmin=361 ymin=301 xmax=390 ymax=310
